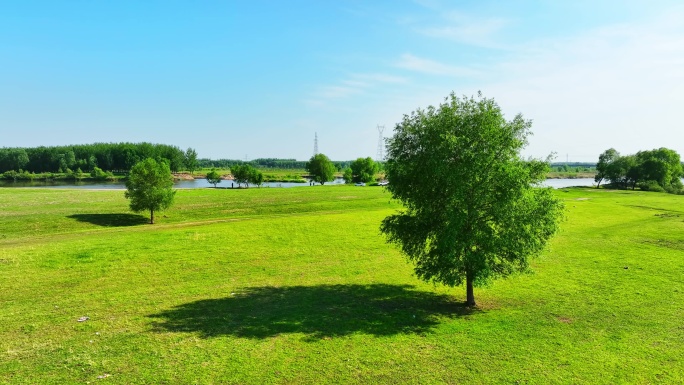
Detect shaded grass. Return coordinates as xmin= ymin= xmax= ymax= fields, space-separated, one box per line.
xmin=148 ymin=284 xmax=476 ymax=340
xmin=67 ymin=213 xmax=149 ymax=227
xmin=0 ymin=186 xmax=682 ymax=384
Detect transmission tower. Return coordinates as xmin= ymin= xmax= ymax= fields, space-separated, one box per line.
xmin=376 ymin=125 xmax=385 ymax=161
xmin=313 ymin=132 xmax=319 ymax=156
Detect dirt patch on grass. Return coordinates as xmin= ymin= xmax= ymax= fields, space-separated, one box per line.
xmin=643 ymin=239 xmax=684 ymax=251
xmin=557 ymin=317 xmax=573 ymax=323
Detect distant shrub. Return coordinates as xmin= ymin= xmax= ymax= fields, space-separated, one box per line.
xmin=638 ymin=180 xmax=665 ymax=193
xmin=91 ymin=167 xmax=114 ymax=181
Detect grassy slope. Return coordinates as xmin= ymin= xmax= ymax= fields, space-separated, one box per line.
xmin=0 ymin=187 xmax=682 ymax=384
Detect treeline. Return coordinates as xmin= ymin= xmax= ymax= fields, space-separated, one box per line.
xmin=1 ymin=143 xmax=378 ymax=176
xmin=197 ymin=158 xmax=308 ymax=169
xmin=198 ymin=157 xmax=357 ymax=171
xmin=550 ymin=162 xmax=596 ymax=173
xmin=0 ymin=143 xmax=195 ymax=174
xmin=595 ymin=147 xmax=684 ymax=194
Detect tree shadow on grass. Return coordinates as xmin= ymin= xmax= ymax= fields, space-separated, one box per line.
xmin=67 ymin=213 xmax=149 ymax=227
xmin=147 ymin=284 xmax=479 ymax=340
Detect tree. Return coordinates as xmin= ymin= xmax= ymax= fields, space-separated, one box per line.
xmin=342 ymin=168 xmax=353 ymax=184
xmin=185 ymin=148 xmax=199 ymax=174
xmin=248 ymin=168 xmax=264 ymax=187
xmin=90 ymin=166 xmax=113 ymax=180
xmin=380 ymin=92 xmax=564 ymax=306
xmin=206 ymin=168 xmax=222 ymax=188
xmin=0 ymin=149 xmax=29 ymax=171
xmin=306 ymin=153 xmax=337 ymax=185
xmin=231 ymin=164 xmax=256 ymax=187
xmin=634 ymin=148 xmax=683 ymax=192
xmin=618 ymin=155 xmax=639 ymax=189
xmin=125 ymin=158 xmax=176 ymax=224
xmin=595 ymin=148 xmax=619 ymax=188
xmin=350 ymin=157 xmax=378 ymax=183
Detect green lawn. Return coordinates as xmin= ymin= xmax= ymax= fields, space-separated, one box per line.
xmin=0 ymin=186 xmax=682 ymax=384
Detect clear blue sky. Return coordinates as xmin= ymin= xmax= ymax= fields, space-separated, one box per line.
xmin=2 ymin=0 xmax=683 ymax=161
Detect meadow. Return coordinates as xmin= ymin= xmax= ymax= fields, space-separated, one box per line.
xmin=0 ymin=186 xmax=682 ymax=384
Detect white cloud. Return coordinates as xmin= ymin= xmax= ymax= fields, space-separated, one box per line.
xmin=350 ymin=73 xmax=408 ymax=84
xmin=418 ymin=13 xmax=510 ymax=48
xmin=396 ymin=53 xmax=480 ymax=77
xmin=317 ymin=85 xmax=363 ymax=99
xmin=306 ymin=72 xmax=409 ymax=107
xmin=480 ymin=7 xmax=684 ymax=160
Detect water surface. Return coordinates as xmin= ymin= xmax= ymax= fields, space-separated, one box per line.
xmin=0 ymin=177 xmax=595 ymax=189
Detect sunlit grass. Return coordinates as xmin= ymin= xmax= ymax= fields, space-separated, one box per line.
xmin=0 ymin=186 xmax=682 ymax=384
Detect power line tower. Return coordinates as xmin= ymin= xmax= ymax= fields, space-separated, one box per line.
xmin=376 ymin=125 xmax=385 ymax=161
xmin=313 ymin=132 xmax=318 ymax=156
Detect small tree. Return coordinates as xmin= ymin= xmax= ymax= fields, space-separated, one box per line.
xmin=185 ymin=148 xmax=199 ymax=174
xmin=232 ymin=164 xmax=256 ymax=187
xmin=595 ymin=148 xmax=619 ymax=188
xmin=380 ymin=92 xmax=564 ymax=306
xmin=125 ymin=158 xmax=176 ymax=224
xmin=74 ymin=167 xmax=85 ymax=181
xmin=206 ymin=168 xmax=222 ymax=188
xmin=350 ymin=157 xmax=378 ymax=183
xmin=342 ymin=168 xmax=353 ymax=184
xmin=306 ymin=153 xmax=337 ymax=185
xmin=91 ymin=167 xmax=114 ymax=181
xmin=249 ymin=168 xmax=264 ymax=187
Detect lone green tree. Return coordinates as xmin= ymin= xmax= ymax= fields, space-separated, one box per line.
xmin=380 ymin=92 xmax=564 ymax=306
xmin=206 ymin=168 xmax=222 ymax=188
xmin=350 ymin=157 xmax=378 ymax=183
xmin=248 ymin=167 xmax=264 ymax=187
xmin=125 ymin=158 xmax=176 ymax=224
xmin=231 ymin=164 xmax=257 ymax=187
xmin=306 ymin=153 xmax=337 ymax=185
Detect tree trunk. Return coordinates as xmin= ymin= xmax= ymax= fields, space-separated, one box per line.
xmin=466 ymin=276 xmax=476 ymax=307
xmin=150 ymin=209 xmax=154 ymax=224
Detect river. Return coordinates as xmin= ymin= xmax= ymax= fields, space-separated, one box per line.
xmin=0 ymin=177 xmax=596 ymax=189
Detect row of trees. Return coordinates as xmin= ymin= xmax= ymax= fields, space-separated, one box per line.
xmin=200 ymin=158 xmax=358 ymax=172
xmin=0 ymin=143 xmax=199 ymax=174
xmin=206 ymin=164 xmax=265 ymax=188
xmin=305 ymin=155 xmax=381 ymax=185
xmin=2 ymin=143 xmax=387 ymax=179
xmin=595 ymin=148 xmax=683 ymax=193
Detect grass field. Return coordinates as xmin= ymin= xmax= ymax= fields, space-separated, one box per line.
xmin=1 ymin=186 xmax=682 ymax=384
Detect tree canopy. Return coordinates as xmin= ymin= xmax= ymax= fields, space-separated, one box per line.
xmin=231 ymin=164 xmax=263 ymax=188
xmin=380 ymin=92 xmax=564 ymax=306
xmin=595 ymin=148 xmax=620 ymax=188
xmin=0 ymin=143 xmax=189 ymax=173
xmin=206 ymin=169 xmax=222 ymax=188
xmin=594 ymin=147 xmax=683 ymax=193
xmin=124 ymin=158 xmax=176 ymax=224
xmin=306 ymin=153 xmax=337 ymax=185
xmin=349 ymin=157 xmax=378 ymax=184
xmin=185 ymin=148 xmax=199 ymax=174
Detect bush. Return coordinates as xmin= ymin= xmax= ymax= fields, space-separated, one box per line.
xmin=3 ymin=170 xmax=18 ymax=181
xmin=664 ymin=182 xmax=684 ymax=195
xmin=638 ymin=180 xmax=665 ymax=193
xmin=91 ymin=167 xmax=114 ymax=181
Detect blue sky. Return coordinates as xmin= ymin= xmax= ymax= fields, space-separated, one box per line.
xmin=1 ymin=0 xmax=683 ymax=161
